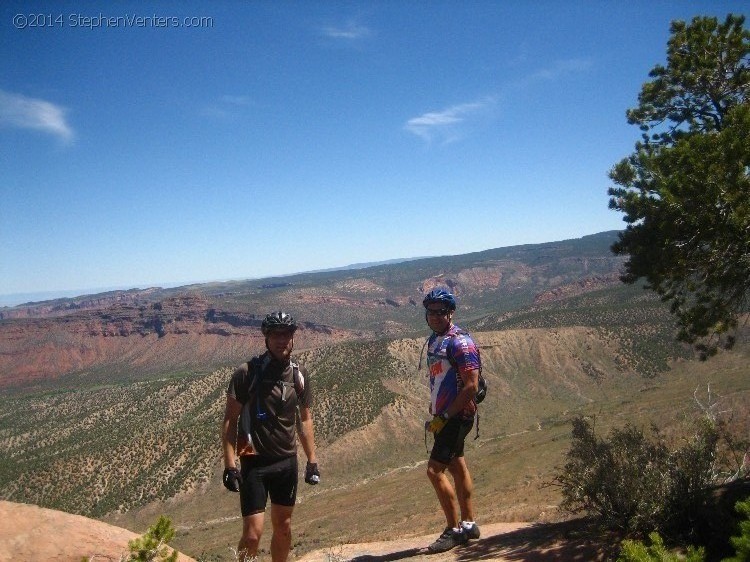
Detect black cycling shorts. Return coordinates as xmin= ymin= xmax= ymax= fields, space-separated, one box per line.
xmin=430 ymin=418 xmax=474 ymax=465
xmin=239 ymin=455 xmax=298 ymax=516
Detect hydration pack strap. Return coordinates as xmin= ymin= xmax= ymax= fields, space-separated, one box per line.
xmin=417 ymin=337 xmax=429 ymax=373
xmin=291 ymin=363 xmax=304 ymax=436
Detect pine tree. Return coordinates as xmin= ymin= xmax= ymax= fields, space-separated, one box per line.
xmin=725 ymin=498 xmax=750 ymax=562
xmin=126 ymin=515 xmax=179 ymax=562
xmin=608 ymin=14 xmax=750 ymax=358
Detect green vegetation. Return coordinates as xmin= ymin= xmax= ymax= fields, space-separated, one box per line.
xmin=471 ymin=282 xmax=692 ymax=376
xmin=608 ymin=14 xmax=750 ymax=357
xmin=725 ymin=498 xmax=750 ymax=562
xmin=616 ymin=497 xmax=750 ymax=562
xmin=556 ymin=405 xmax=750 ymax=560
xmin=297 ymin=339 xmax=407 ymax=443
xmin=81 ymin=515 xmax=179 ymax=562
xmin=555 ymin=416 xmax=719 ymax=537
xmin=0 ymin=339 xmax=412 ymax=516
xmin=125 ymin=515 xmax=179 ymax=562
xmin=618 ymin=532 xmax=705 ymax=562
xmin=598 ymin=17 xmax=750 ymax=558
xmin=0 ymin=369 xmax=229 ymax=516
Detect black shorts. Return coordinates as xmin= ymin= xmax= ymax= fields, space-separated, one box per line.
xmin=239 ymin=455 xmax=298 ymax=516
xmin=430 ymin=418 xmax=474 ymax=465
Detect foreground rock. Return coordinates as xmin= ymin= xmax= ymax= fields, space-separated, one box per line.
xmin=0 ymin=501 xmax=195 ymax=562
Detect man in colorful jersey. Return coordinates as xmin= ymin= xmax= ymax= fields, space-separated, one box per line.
xmin=221 ymin=311 xmax=319 ymax=562
xmin=422 ymin=288 xmax=481 ymax=553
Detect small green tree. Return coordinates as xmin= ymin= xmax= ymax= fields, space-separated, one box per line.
xmin=619 ymin=532 xmax=705 ymax=562
xmin=608 ymin=14 xmax=750 ymax=357
xmin=126 ymin=515 xmax=179 ymax=562
xmin=724 ymin=498 xmax=750 ymax=562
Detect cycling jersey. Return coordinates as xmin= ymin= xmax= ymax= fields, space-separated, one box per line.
xmin=426 ymin=324 xmax=480 ymax=420
xmin=227 ymin=352 xmax=312 ymax=459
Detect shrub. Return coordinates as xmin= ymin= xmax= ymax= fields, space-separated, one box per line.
xmin=555 ymin=416 xmax=717 ymax=538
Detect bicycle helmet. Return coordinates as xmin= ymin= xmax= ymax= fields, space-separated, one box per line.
xmin=261 ymin=311 xmax=298 ymax=335
xmin=422 ymin=288 xmax=457 ymax=311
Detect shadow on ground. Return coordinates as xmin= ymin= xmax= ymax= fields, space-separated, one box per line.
xmin=347 ymin=519 xmax=615 ymax=562
xmin=457 ymin=520 xmax=613 ymax=561
xmin=349 ymin=548 xmax=421 ymax=561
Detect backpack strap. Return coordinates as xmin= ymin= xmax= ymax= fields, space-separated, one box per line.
xmin=446 ymin=330 xmax=483 ymax=440
xmin=275 ymin=361 xmax=304 ymax=400
xmin=237 ymin=356 xmax=262 ymax=404
xmin=291 ymin=362 xmax=304 ymax=395
xmin=289 ymin=361 xmax=306 ymax=435
xmin=417 ymin=337 xmax=430 ymax=374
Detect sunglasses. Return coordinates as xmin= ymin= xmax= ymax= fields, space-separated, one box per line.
xmin=425 ymin=308 xmax=450 ymax=317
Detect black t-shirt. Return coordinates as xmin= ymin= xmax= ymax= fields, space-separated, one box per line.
xmin=227 ymin=352 xmax=312 ymax=460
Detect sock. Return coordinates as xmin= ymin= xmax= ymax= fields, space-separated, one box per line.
xmin=461 ymin=520 xmax=475 ymax=529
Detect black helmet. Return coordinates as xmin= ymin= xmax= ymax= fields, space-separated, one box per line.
xmin=261 ymin=311 xmax=297 ymax=335
xmin=422 ymin=288 xmax=457 ymax=311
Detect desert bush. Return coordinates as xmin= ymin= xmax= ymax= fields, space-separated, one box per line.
xmin=555 ymin=416 xmax=718 ymax=538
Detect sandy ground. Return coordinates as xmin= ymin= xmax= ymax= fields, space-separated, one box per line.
xmin=0 ymin=501 xmax=196 ymax=562
xmin=296 ymin=520 xmax=608 ymax=562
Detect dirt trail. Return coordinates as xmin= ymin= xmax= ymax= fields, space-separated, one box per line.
xmin=296 ymin=520 xmax=608 ymax=561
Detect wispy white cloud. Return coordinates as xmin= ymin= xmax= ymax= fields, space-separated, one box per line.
xmin=321 ymin=21 xmax=372 ymax=40
xmin=219 ymin=95 xmax=252 ymax=106
xmin=404 ymin=57 xmax=592 ymax=144
xmin=0 ymin=89 xmax=74 ymax=142
xmin=527 ymin=58 xmax=593 ymax=83
xmin=201 ymin=95 xmax=253 ymax=121
xmin=404 ymin=99 xmax=495 ymax=144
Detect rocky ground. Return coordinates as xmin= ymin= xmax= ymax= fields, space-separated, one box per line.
xmin=0 ymin=501 xmax=196 ymax=562
xmin=0 ymin=500 xmax=609 ymax=562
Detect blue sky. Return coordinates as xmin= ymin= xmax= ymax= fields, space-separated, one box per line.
xmin=1 ymin=1 xmax=746 ymax=305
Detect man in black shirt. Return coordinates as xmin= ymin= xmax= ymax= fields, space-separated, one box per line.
xmin=221 ymin=311 xmax=319 ymax=562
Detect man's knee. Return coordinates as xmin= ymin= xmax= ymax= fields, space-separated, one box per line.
xmin=241 ymin=513 xmax=264 ymax=546
xmin=237 ymin=538 xmax=259 ymax=562
xmin=448 ymin=456 xmax=467 ymax=476
xmin=273 ymin=518 xmax=292 ymax=537
xmin=239 ymin=533 xmax=261 ymax=556
xmin=448 ymin=459 xmax=473 ymax=490
xmin=427 ymin=460 xmax=447 ymax=482
xmin=270 ymin=504 xmax=294 ymax=535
